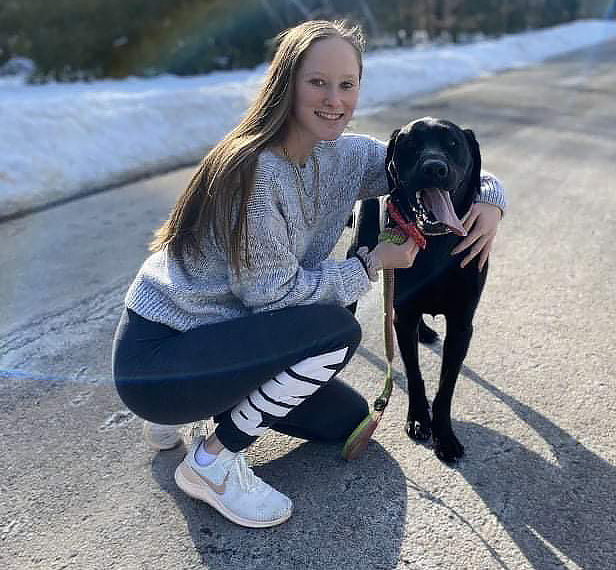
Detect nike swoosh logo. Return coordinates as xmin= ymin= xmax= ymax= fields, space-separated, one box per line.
xmin=196 ymin=469 xmax=229 ymax=495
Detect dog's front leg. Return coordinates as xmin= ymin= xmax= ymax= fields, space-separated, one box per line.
xmin=394 ymin=308 xmax=432 ymax=441
xmin=432 ymin=319 xmax=473 ymax=462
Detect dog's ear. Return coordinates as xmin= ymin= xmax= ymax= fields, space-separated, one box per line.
xmin=464 ymin=128 xmax=482 ymax=194
xmin=386 ymin=129 xmax=400 ymax=188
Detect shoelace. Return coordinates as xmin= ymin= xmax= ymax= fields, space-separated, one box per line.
xmin=232 ymin=453 xmax=264 ymax=493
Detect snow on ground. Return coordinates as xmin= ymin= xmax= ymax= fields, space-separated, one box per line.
xmin=1 ymin=19 xmax=615 ymax=219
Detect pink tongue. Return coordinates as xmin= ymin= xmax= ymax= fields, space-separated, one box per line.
xmin=422 ymin=189 xmax=467 ymax=236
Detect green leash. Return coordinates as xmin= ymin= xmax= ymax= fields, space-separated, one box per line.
xmin=341 ymin=228 xmax=405 ymax=460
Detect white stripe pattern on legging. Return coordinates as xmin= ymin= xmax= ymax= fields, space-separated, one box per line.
xmin=230 ymin=346 xmax=348 ymax=437
xmin=289 ymin=347 xmax=349 ymax=381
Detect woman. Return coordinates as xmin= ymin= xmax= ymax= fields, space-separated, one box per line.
xmin=112 ymin=20 xmax=506 ymax=528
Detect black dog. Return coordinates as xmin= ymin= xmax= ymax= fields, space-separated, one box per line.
xmin=349 ymin=117 xmax=488 ymax=462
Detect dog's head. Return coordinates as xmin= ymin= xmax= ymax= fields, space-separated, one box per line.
xmin=386 ymin=116 xmax=481 ymax=237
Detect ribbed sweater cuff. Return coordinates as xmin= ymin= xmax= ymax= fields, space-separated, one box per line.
xmin=476 ymin=175 xmax=507 ymax=216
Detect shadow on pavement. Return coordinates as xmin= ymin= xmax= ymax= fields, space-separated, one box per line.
xmin=150 ymin=439 xmax=407 ymax=570
xmin=454 ymin=377 xmax=616 ymax=570
xmin=419 ymin=341 xmax=616 ymax=569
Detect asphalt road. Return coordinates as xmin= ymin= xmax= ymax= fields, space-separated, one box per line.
xmin=2 ymin=41 xmax=615 ymax=570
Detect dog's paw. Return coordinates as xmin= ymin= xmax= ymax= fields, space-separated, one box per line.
xmin=405 ymin=418 xmax=432 ymax=441
xmin=433 ymin=432 xmax=465 ymax=463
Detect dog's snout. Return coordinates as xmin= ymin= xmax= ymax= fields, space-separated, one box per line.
xmin=420 ymin=158 xmax=449 ymax=181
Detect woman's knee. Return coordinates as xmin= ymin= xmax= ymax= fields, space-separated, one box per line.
xmin=309 ymin=304 xmax=362 ymax=358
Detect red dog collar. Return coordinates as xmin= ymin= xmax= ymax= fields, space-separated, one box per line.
xmin=386 ymin=200 xmax=427 ymax=250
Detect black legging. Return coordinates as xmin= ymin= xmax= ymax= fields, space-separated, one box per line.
xmin=112 ymin=304 xmax=368 ymax=452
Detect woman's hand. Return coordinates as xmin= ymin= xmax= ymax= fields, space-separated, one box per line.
xmin=451 ymin=203 xmax=502 ymax=270
xmin=372 ymin=237 xmax=420 ymax=270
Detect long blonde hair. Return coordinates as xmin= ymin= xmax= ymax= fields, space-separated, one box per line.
xmin=150 ymin=19 xmax=365 ymax=271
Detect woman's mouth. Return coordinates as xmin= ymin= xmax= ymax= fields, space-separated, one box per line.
xmin=314 ymin=110 xmax=344 ymax=121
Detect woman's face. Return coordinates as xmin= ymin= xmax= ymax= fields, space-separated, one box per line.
xmin=287 ymin=36 xmax=361 ymax=154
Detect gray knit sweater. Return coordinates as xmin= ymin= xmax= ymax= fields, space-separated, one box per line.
xmin=125 ymin=134 xmax=506 ymax=331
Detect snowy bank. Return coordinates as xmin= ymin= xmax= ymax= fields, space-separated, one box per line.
xmin=1 ymin=19 xmax=615 ymax=219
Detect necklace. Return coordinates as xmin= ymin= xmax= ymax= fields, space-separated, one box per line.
xmin=282 ymin=146 xmax=320 ymax=227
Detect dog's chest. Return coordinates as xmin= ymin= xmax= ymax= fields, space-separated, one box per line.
xmin=393 ymin=233 xmax=465 ymax=310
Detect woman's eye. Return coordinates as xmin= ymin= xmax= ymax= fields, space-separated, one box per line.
xmin=310 ymin=78 xmax=325 ymax=87
xmin=341 ymin=81 xmax=355 ymax=90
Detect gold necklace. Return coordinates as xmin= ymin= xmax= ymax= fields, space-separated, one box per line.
xmin=282 ymin=146 xmax=320 ymax=227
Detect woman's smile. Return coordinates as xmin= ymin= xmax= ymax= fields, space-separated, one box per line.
xmin=314 ymin=110 xmax=345 ymax=121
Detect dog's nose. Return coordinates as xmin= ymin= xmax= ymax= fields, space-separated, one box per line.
xmin=420 ymin=159 xmax=448 ymax=181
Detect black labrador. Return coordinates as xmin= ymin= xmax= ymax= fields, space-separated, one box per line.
xmin=348 ymin=116 xmax=488 ymax=462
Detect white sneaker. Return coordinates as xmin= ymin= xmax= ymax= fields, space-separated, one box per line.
xmin=143 ymin=421 xmax=183 ymax=450
xmin=174 ymin=438 xmax=293 ymax=528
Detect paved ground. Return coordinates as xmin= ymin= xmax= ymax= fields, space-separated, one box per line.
xmin=1 ymin=41 xmax=615 ymax=570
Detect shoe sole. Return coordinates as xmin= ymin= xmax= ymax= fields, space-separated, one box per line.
xmin=174 ymin=462 xmax=292 ymax=529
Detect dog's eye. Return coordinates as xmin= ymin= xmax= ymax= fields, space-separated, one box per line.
xmin=448 ymin=139 xmax=458 ymax=148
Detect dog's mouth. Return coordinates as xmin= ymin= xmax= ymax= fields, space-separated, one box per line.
xmin=387 ymin=158 xmax=469 ymax=237
xmin=409 ymin=188 xmax=467 ymax=237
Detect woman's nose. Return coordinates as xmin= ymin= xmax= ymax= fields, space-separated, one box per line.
xmin=323 ymin=86 xmax=341 ymax=106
